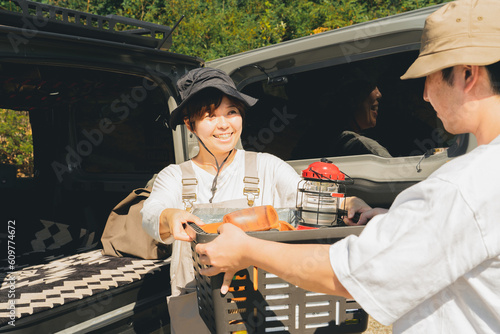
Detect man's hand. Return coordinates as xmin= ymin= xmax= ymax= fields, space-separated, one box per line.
xmin=196 ymin=223 xmax=352 ymax=298
xmin=196 ymin=223 xmax=251 ymax=294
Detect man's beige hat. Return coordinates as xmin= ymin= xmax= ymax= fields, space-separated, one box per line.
xmin=401 ymin=0 xmax=500 ymax=80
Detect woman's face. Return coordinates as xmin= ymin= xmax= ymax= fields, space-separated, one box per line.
xmin=354 ymin=87 xmax=382 ymax=130
xmin=188 ymin=95 xmax=243 ymax=157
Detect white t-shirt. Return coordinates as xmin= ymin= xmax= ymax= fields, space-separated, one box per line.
xmin=330 ymin=135 xmax=500 ymax=333
xmin=142 ymin=149 xmax=301 ymax=243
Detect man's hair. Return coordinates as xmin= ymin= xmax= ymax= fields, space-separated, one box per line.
xmin=182 ymin=88 xmax=246 ymax=130
xmin=441 ymin=62 xmax=500 ymax=95
xmin=485 ymin=62 xmax=500 ymax=95
xmin=441 ymin=67 xmax=454 ymax=86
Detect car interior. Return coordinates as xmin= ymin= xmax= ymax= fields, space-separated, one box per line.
xmin=1 ymin=61 xmax=175 ymax=254
xmin=239 ymin=50 xmax=454 ymax=162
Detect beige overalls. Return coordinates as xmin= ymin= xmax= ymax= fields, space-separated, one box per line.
xmin=167 ymin=151 xmax=260 ymax=333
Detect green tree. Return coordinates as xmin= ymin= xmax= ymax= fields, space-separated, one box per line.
xmin=97 ymin=0 xmax=451 ymax=60
xmin=0 ymin=109 xmax=33 ymax=177
xmin=1 ymin=0 xmax=451 ymax=60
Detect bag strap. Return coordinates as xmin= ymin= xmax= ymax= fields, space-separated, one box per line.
xmin=180 ymin=151 xmax=260 ymax=210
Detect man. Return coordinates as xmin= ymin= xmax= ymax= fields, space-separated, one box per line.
xmin=196 ymin=0 xmax=500 ymax=332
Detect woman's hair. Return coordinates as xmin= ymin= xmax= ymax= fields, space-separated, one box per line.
xmin=181 ymin=88 xmax=246 ymax=130
xmin=340 ymin=79 xmax=377 ymax=112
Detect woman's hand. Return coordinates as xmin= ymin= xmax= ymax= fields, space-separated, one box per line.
xmin=355 ymin=207 xmax=389 ymax=225
xmin=343 ymin=196 xmax=386 ymax=225
xmin=159 ymin=208 xmax=204 ymax=242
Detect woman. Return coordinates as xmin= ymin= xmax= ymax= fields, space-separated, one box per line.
xmin=334 ymin=79 xmax=391 ymax=157
xmin=141 ymin=67 xmax=369 ymax=333
xmin=141 ymin=68 xmax=304 ymax=333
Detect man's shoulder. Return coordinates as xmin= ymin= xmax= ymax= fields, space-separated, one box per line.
xmin=431 ymin=137 xmax=500 ymax=183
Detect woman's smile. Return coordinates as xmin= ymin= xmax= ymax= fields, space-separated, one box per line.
xmin=213 ymin=132 xmax=233 ymax=140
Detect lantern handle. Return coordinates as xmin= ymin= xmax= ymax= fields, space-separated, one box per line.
xmin=340 ymin=170 xmax=355 ymax=185
xmin=308 ymin=167 xmax=354 ymax=185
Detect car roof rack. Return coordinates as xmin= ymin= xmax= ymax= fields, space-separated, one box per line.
xmin=0 ymin=0 xmax=179 ymax=50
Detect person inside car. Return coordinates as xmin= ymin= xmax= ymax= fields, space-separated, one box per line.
xmin=195 ymin=1 xmax=500 ymax=333
xmin=333 ymin=75 xmax=391 ymax=157
xmin=141 ymin=67 xmax=368 ymax=333
xmin=295 ymin=68 xmax=391 ymax=159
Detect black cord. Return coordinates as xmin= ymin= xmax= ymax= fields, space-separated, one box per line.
xmin=195 ymin=134 xmax=233 ymax=203
xmin=416 ymin=149 xmax=433 ymax=173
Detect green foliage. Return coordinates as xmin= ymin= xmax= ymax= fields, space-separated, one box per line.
xmin=0 ymin=0 xmax=452 ymax=60
xmin=94 ymin=0 xmax=452 ymax=60
xmin=0 ymin=109 xmax=33 ymax=177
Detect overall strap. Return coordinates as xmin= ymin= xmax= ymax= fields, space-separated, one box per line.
xmin=179 ymin=161 xmax=197 ymax=212
xmin=243 ymin=151 xmax=260 ymax=207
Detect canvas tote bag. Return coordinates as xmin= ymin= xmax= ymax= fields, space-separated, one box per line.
xmin=101 ymin=176 xmax=171 ymax=259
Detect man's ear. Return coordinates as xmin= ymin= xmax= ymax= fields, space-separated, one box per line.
xmin=463 ymin=65 xmax=479 ymax=94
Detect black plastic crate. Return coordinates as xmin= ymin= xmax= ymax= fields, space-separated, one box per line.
xmin=188 ymin=223 xmax=368 ymax=334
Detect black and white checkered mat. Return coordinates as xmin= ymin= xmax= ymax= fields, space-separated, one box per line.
xmin=0 ymin=220 xmax=170 ymax=326
xmin=0 ymin=249 xmax=170 ymax=325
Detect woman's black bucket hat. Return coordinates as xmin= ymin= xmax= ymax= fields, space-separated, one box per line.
xmin=169 ymin=67 xmax=258 ymax=130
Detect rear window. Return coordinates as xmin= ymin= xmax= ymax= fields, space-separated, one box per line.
xmin=72 ymin=74 xmax=173 ymax=174
xmin=0 ymin=63 xmax=173 ymax=177
xmin=240 ymin=51 xmax=453 ymax=161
